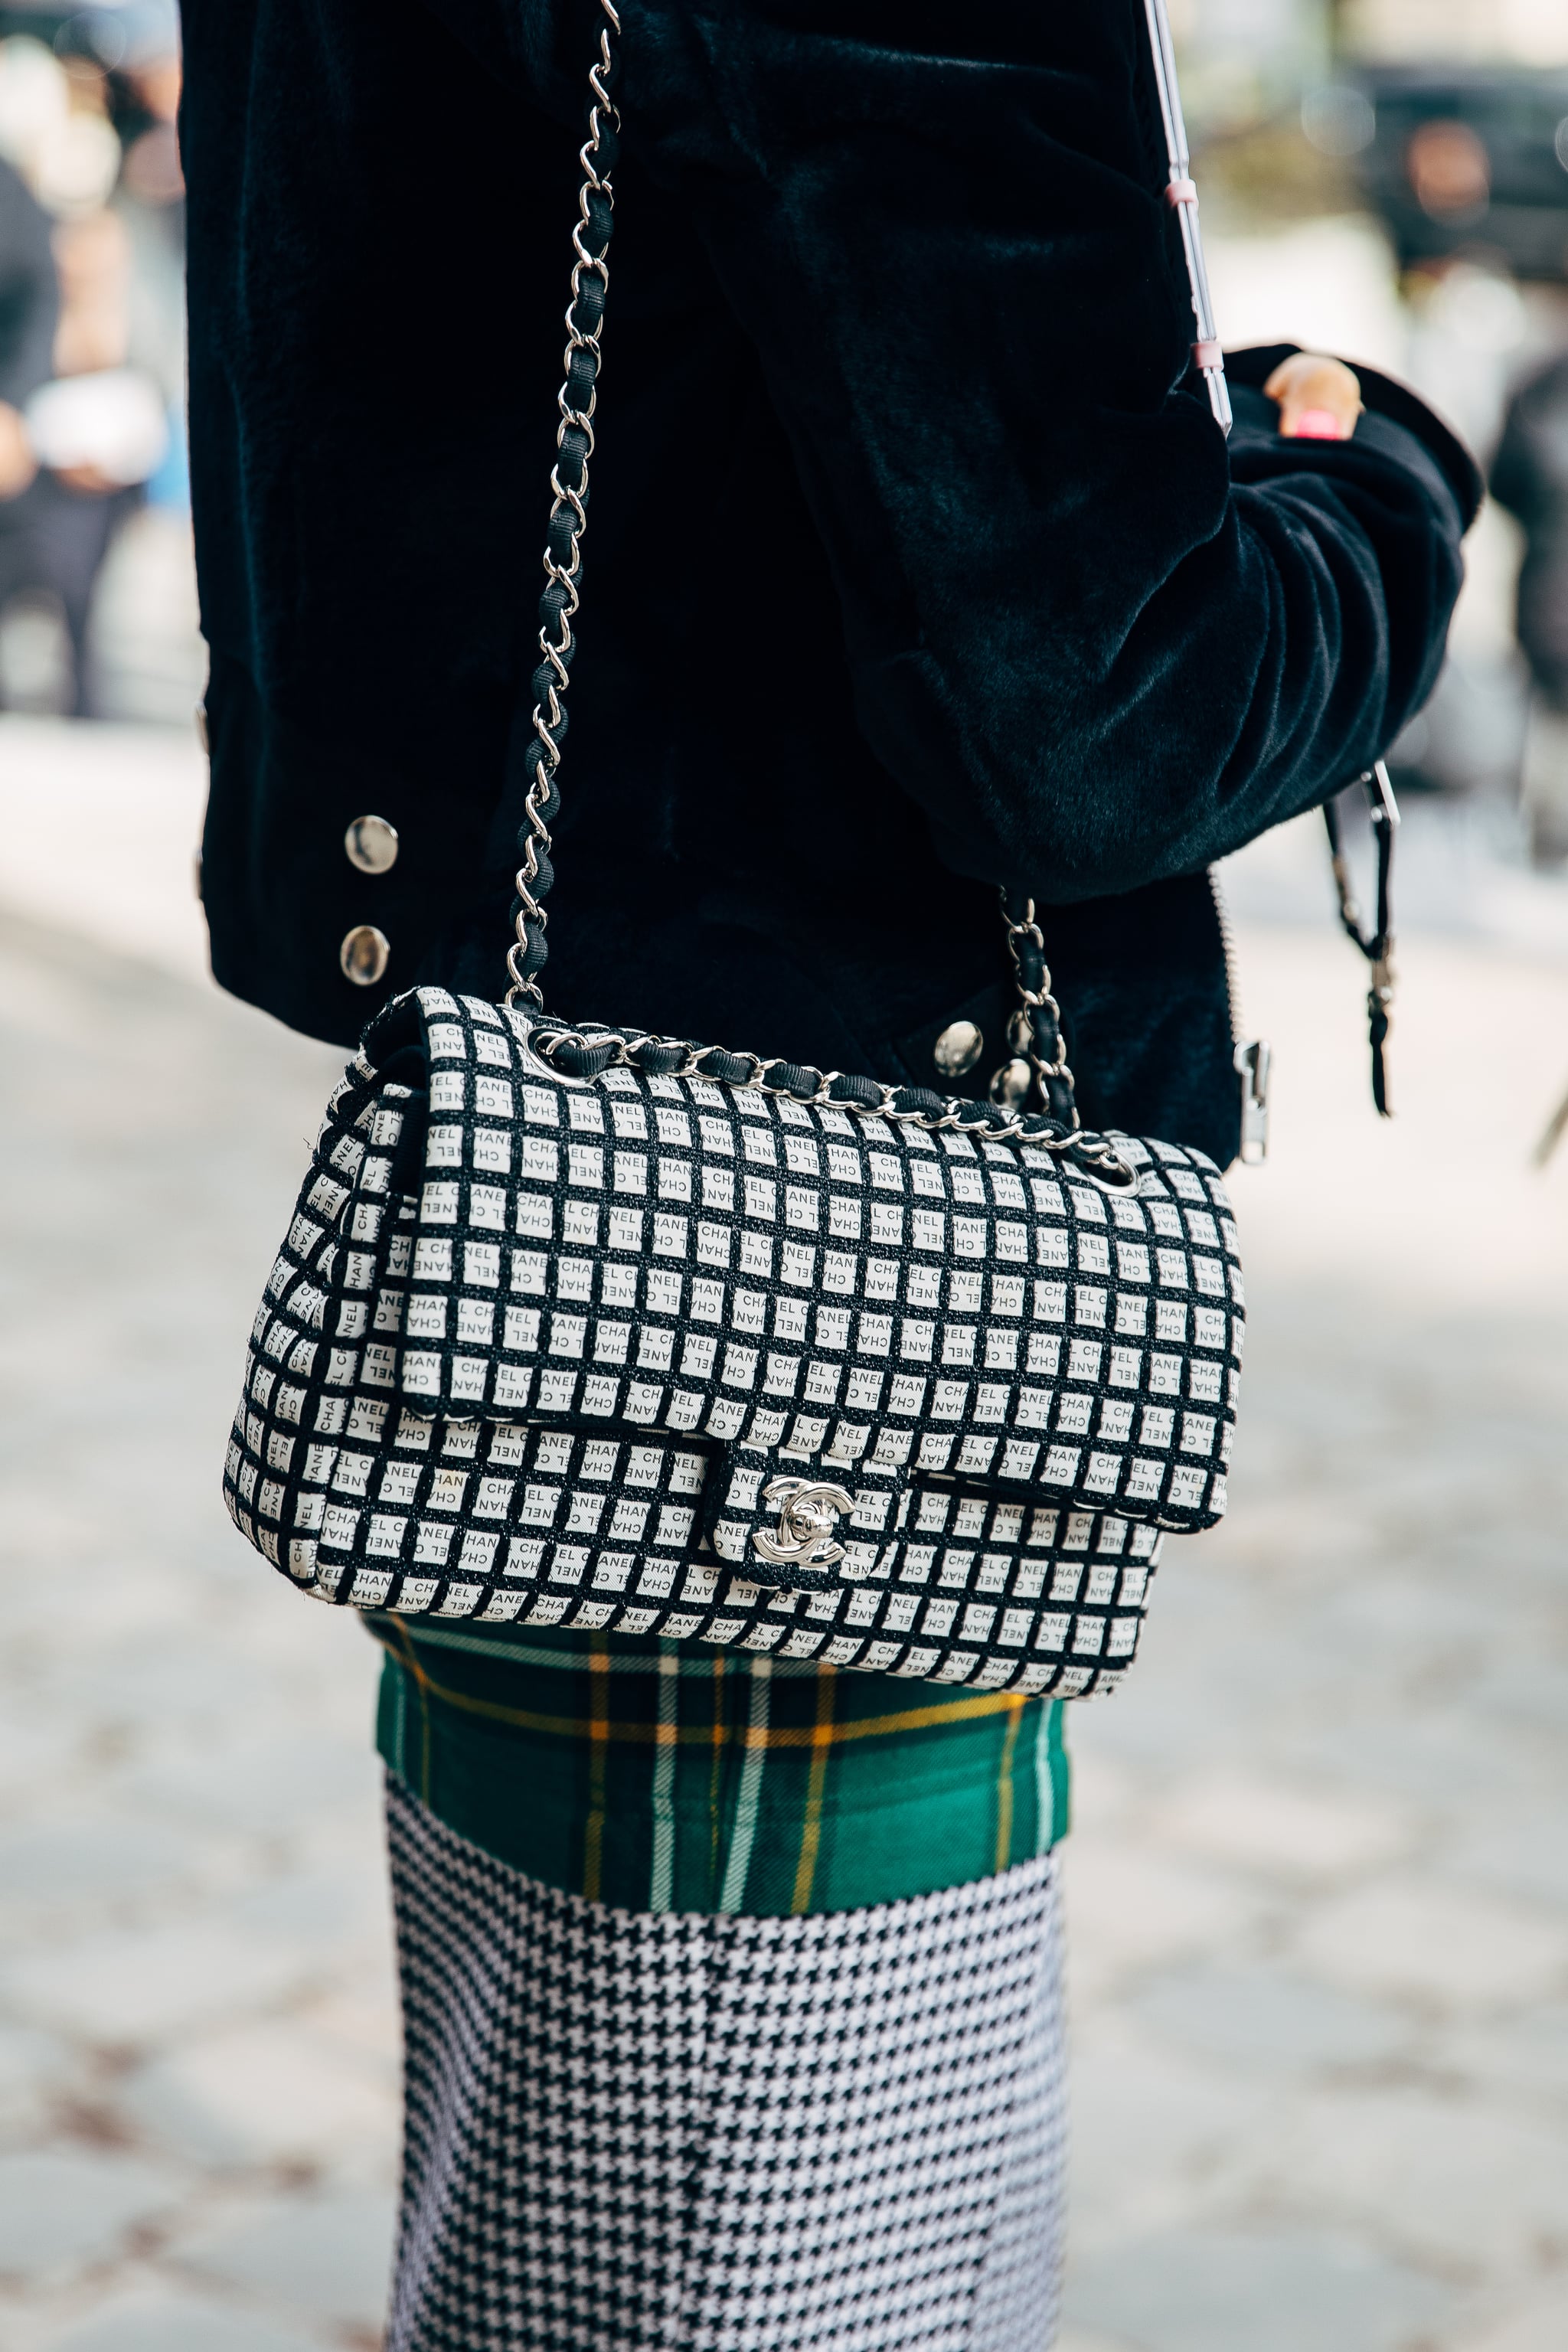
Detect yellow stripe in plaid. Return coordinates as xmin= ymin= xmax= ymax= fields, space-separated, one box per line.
xmin=792 ymin=1667 xmax=837 ymax=1916
xmin=370 ymin=1615 xmax=1069 ymax=1916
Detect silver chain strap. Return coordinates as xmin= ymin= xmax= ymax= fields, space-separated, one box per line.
xmin=501 ymin=0 xmax=1223 ymax=1189
xmin=985 ymin=6 xmax=1229 ymax=1118
xmin=507 ymin=0 xmax=622 ymax=1007
xmin=520 ymin=1014 xmax=1139 ymax=1187
xmin=991 ymin=894 xmax=1080 ymax=1126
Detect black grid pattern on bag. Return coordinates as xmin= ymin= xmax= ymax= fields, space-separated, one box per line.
xmin=398 ymin=991 xmax=1238 ymax=1520
xmin=222 ymin=985 xmax=1239 ymax=1694
xmin=227 ymin=1397 xmax=1162 ymax=1694
xmin=384 ymin=1777 xmax=1067 ymax=2352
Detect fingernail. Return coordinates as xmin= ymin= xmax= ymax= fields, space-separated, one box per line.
xmin=1284 ymin=407 xmax=1344 ymax=441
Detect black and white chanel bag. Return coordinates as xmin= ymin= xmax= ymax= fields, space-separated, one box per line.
xmin=223 ymin=0 xmax=1245 ymax=1697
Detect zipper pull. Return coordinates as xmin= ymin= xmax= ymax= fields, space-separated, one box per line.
xmin=1234 ymin=1039 xmax=1272 ymax=1165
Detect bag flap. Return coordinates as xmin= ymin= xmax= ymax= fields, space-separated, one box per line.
xmin=358 ymin=987 xmax=1242 ymax=1534
xmin=705 ymin=1446 xmax=907 ymax=1590
xmin=703 ymin=1439 xmax=1165 ymax=1601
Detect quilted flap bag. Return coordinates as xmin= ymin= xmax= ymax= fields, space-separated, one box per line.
xmin=223 ymin=0 xmax=1244 ymax=1697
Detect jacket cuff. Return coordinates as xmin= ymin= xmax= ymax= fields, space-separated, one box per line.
xmin=1217 ymin=342 xmax=1482 ymax=531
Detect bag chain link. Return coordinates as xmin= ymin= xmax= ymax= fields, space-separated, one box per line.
xmin=500 ymin=0 xmax=1215 ymax=1194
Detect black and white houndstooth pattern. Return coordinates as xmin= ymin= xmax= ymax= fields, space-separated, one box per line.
xmin=384 ymin=1775 xmax=1068 ymax=2352
xmin=224 ymin=986 xmax=1243 ymax=1691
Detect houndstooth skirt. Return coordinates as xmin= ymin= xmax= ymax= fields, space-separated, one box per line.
xmin=384 ymin=1774 xmax=1068 ymax=2352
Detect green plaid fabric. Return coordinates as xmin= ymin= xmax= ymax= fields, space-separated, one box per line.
xmin=368 ymin=1616 xmax=1068 ymax=1917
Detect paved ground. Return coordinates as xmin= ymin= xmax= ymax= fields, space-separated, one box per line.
xmin=2 ymin=721 xmax=1566 ymax=2350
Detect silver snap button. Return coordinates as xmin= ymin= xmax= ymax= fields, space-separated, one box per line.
xmin=340 ymin=924 xmax=391 ymax=986
xmin=933 ymin=1019 xmax=984 ymax=1078
xmin=989 ymin=1057 xmax=1031 ymax=1109
xmin=345 ymin=813 xmax=400 ymax=874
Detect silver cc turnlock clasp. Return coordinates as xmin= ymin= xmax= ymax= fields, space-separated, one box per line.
xmin=753 ymin=1477 xmax=855 ymax=1570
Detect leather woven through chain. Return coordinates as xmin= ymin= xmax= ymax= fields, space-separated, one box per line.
xmin=522 ymin=1019 xmax=1135 ymax=1187
xmin=482 ymin=28 xmax=1120 ymax=1182
xmin=501 ymin=4 xmax=1093 ymax=1136
xmin=505 ymin=1 xmax=620 ymax=1010
xmin=502 ymin=0 xmax=1230 ymax=1143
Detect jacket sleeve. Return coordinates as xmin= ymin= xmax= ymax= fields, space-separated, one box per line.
xmin=624 ymin=0 xmax=1479 ymax=902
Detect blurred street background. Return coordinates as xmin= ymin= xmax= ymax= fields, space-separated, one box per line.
xmin=1 ymin=1 xmax=1567 ymax=2348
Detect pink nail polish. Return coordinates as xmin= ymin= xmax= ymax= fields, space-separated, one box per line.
xmin=1285 ymin=407 xmax=1344 ymax=440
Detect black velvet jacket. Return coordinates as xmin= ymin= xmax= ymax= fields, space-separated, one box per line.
xmin=181 ymin=0 xmax=1478 ymax=1168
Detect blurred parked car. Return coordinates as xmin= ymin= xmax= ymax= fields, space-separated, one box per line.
xmin=1353 ymin=67 xmax=1568 ymax=286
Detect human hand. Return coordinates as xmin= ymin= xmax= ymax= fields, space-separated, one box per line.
xmin=1264 ymin=353 xmax=1364 ymax=442
xmin=0 ymin=403 xmax=36 ymax=499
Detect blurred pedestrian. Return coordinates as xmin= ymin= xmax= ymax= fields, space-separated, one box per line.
xmin=0 ymin=148 xmax=56 ymax=671
xmin=12 ymin=201 xmax=164 ymax=711
xmin=0 ymin=144 xmax=51 ymax=450
xmin=182 ymin=3 xmax=1478 ymax=2345
xmin=0 ymin=25 xmax=172 ymax=705
xmin=1491 ymin=348 xmax=1568 ymax=864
